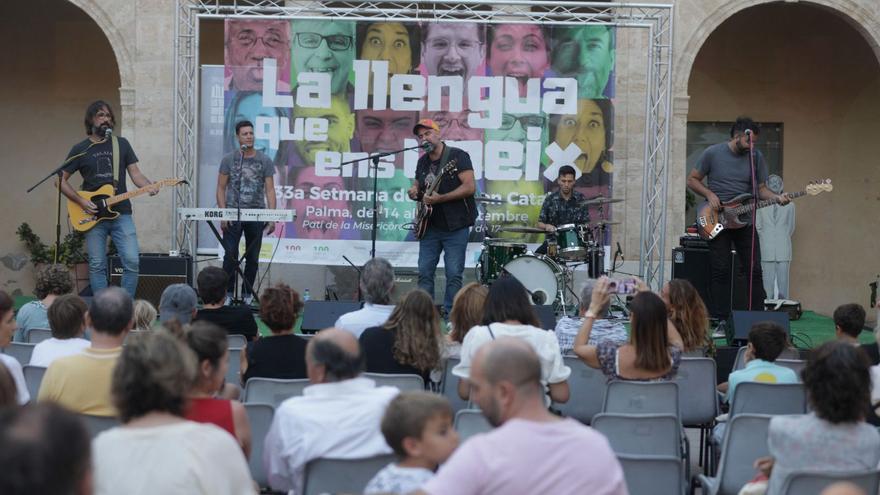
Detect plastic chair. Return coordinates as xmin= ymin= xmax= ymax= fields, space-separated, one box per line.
xmin=302 ymin=454 xmax=396 ymax=495
xmin=602 ymin=381 xmax=680 ymax=417
xmin=774 ymin=359 xmax=805 ymax=379
xmin=363 ymin=372 xmax=424 ymax=392
xmin=554 ymin=356 xmax=606 ymax=424
xmin=79 ymin=414 xmax=120 ymax=438
xmin=22 ymin=365 xmax=47 ymax=400
xmin=227 ymin=334 xmax=247 ymax=350
xmin=3 ymin=342 xmax=35 ymax=366
xmin=697 ymin=414 xmax=773 ymax=495
xmin=439 ymin=357 xmax=469 ymax=415
xmin=673 ymin=358 xmax=719 ymax=474
xmin=454 ymin=409 xmax=492 ymax=441
xmin=779 ymin=468 xmax=880 ymax=495
xmin=592 ymin=413 xmax=680 ymax=457
xmin=242 ymin=377 xmax=310 ymax=407
xmin=733 ymin=346 xmax=799 ymax=371
xmin=226 ymin=348 xmax=241 ymax=386
xmin=618 ymin=454 xmax=686 ymax=495
xmin=25 ymin=328 xmax=52 ymax=344
xmin=243 ymin=403 xmax=274 ymax=488
xmin=729 ymin=382 xmax=806 ymax=418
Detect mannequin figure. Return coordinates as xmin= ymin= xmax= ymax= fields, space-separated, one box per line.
xmin=756 ymin=174 xmax=795 ymax=299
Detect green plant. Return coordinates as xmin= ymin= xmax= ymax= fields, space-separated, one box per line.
xmin=16 ymin=223 xmax=88 ymax=266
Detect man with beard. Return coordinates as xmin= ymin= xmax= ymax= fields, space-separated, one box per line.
xmin=59 ymin=101 xmax=157 ymax=298
xmin=687 ymin=117 xmax=790 ymax=317
xmin=488 ymin=24 xmax=551 ymax=96
xmin=225 ymin=19 xmax=291 ymax=92
xmin=421 ymin=22 xmax=485 ymax=82
xmin=416 ymin=338 xmax=627 ymax=495
xmin=551 ymin=25 xmax=615 ymax=99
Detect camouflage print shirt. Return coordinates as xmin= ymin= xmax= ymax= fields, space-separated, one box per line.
xmin=539 ymin=190 xmax=590 ymax=226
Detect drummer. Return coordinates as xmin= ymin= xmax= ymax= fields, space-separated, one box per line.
xmin=535 ymin=165 xmax=590 ymax=255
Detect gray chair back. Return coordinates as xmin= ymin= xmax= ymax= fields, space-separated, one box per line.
xmin=774 ymin=359 xmax=805 ymax=380
xmin=780 ymin=468 xmax=880 ymax=495
xmin=592 ymin=413 xmax=681 ymax=457
xmin=618 ymin=454 xmax=685 ymax=495
xmin=242 ymin=377 xmax=310 ymax=407
xmin=454 ymin=409 xmax=492 ymax=441
xmin=602 ymin=381 xmax=680 ymax=417
xmin=729 ymin=382 xmax=806 ymax=418
xmin=4 ymin=342 xmax=36 ymax=366
xmin=227 ymin=334 xmax=247 ymax=350
xmin=302 ymin=454 xmax=396 ymax=495
xmin=79 ymin=414 xmax=121 ymax=438
xmin=554 ymin=356 xmax=606 ymax=424
xmin=363 ymin=372 xmax=424 ymax=392
xmin=697 ymin=414 xmax=773 ymax=495
xmin=25 ymin=328 xmax=52 ymax=344
xmin=243 ymin=403 xmax=275 ymax=488
xmin=733 ymin=346 xmax=799 ymax=371
xmin=226 ymin=348 xmax=241 ymax=386
xmin=22 ymin=365 xmax=47 ymax=400
xmin=674 ymin=357 xmax=718 ymax=426
xmin=440 ymin=357 xmax=469 ymax=414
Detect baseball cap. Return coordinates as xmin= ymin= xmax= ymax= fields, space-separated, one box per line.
xmin=159 ymin=283 xmax=198 ymax=325
xmin=412 ymin=118 xmax=440 ymax=135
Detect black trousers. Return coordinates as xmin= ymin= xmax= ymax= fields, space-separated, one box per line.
xmin=222 ymin=221 xmax=263 ymax=297
xmin=707 ymin=226 xmax=766 ymax=318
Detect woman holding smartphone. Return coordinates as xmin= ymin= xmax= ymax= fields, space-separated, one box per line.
xmin=573 ymin=277 xmax=684 ymax=381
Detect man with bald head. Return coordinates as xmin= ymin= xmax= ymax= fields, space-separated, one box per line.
xmin=418 ymin=338 xmax=627 ymax=495
xmin=263 ymin=328 xmax=400 ymax=494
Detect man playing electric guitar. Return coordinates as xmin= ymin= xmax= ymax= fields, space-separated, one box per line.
xmin=687 ymin=117 xmax=790 ymax=318
xmin=59 ymin=100 xmax=158 ymax=298
xmin=408 ymin=118 xmax=476 ymax=315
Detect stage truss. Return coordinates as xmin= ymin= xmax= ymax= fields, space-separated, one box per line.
xmin=173 ymin=0 xmax=674 ymax=288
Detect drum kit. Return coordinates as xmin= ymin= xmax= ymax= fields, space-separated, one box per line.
xmin=475 ymin=195 xmax=623 ymax=309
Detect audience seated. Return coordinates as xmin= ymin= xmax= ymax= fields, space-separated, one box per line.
xmin=360 ymin=289 xmax=442 ymax=385
xmin=446 ymin=282 xmax=488 ymax=359
xmin=335 ymin=257 xmax=396 ymax=338
xmin=365 ymin=391 xmax=458 ymax=494
xmin=0 ymin=290 xmax=29 ymax=404
xmin=718 ymin=322 xmax=798 ymax=401
xmin=835 ymin=303 xmax=866 ymax=346
xmin=92 ymin=330 xmax=254 ymax=494
xmin=37 ymin=286 xmax=131 ymax=415
xmin=183 ymin=321 xmax=252 ymax=457
xmin=14 ymin=264 xmax=72 ymax=342
xmin=454 ymin=277 xmax=570 ymax=404
xmin=574 ymin=277 xmax=683 ymax=381
xmin=158 ymin=283 xmax=198 ymax=326
xmin=241 ymin=284 xmax=307 ymax=384
xmin=30 ymin=294 xmax=90 ymax=367
xmin=264 ymin=328 xmax=399 ymax=494
xmin=132 ymin=299 xmax=157 ymax=332
xmin=0 ymin=403 xmax=92 ymax=495
xmin=756 ymin=340 xmax=880 ymax=495
xmin=661 ymin=279 xmax=712 ymax=355
xmin=194 ymin=267 xmax=258 ymax=340
xmin=554 ymin=278 xmax=627 ymax=355
xmin=417 ymin=338 xmax=627 ymax=495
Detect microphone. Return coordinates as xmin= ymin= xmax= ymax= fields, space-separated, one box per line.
xmin=421 ymin=141 xmax=434 ymax=153
xmin=744 ymin=129 xmax=752 ymax=135
xmin=104 ymin=127 xmax=112 ymax=139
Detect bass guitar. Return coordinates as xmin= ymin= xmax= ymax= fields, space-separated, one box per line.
xmin=696 ymin=179 xmax=832 ymax=240
xmin=414 ymin=160 xmax=458 ymax=240
xmin=67 ymin=178 xmax=187 ymax=232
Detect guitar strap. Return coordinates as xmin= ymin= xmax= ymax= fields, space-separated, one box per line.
xmin=111 ymin=135 xmax=120 ymax=192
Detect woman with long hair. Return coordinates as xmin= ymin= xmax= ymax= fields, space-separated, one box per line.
xmin=446 ymin=282 xmax=488 ymax=358
xmin=453 ymin=276 xmax=570 ymax=404
xmin=360 ymin=289 xmax=442 ymax=385
xmin=574 ymin=277 xmax=683 ymax=381
xmin=241 ymin=283 xmax=308 ymax=384
xmin=0 ymin=290 xmax=28 ymax=404
xmin=661 ymin=279 xmax=711 ymax=355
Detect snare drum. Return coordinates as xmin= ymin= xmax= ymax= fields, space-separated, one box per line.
xmin=502 ymin=254 xmax=563 ymax=305
xmin=478 ymin=240 xmax=527 ymax=284
xmin=556 ymin=224 xmax=587 ymax=260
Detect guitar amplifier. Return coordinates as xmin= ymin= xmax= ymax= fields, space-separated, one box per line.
xmin=108 ymin=254 xmax=193 ymax=307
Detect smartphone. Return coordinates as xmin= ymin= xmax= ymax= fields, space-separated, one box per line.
xmin=609 ymin=279 xmax=636 ymax=295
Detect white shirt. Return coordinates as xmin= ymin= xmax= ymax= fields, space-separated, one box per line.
xmin=29 ymin=337 xmax=90 ymax=367
xmin=264 ymin=376 xmax=399 ymax=494
xmin=365 ymin=463 xmax=434 ymax=494
xmin=334 ymin=303 xmax=395 ymax=338
xmin=0 ymin=353 xmax=29 ymax=404
xmin=93 ymin=421 xmax=255 ymax=495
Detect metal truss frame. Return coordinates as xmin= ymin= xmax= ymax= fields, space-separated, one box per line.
xmin=174 ymin=0 xmax=673 ymax=288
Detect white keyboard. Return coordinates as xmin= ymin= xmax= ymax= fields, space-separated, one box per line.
xmin=177 ymin=208 xmax=295 ymax=222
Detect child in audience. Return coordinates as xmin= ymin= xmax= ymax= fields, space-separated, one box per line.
xmin=132 ymin=299 xmax=157 ymax=332
xmin=365 ymin=392 xmax=459 ymax=494
xmin=718 ymin=321 xmax=798 ymax=402
xmin=30 ymin=294 xmax=90 ymax=367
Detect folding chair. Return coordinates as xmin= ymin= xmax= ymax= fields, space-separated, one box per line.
xmin=602 ymin=381 xmax=680 ymax=417
xmin=226 ymin=347 xmax=241 ymax=386
xmin=22 ymin=365 xmax=46 ymax=400
xmin=618 ymin=454 xmax=686 ymax=495
xmin=554 ymin=356 xmax=606 ymax=424
xmin=697 ymin=414 xmax=773 ymax=495
xmin=363 ymin=372 xmax=424 ymax=392
xmin=79 ymin=414 xmax=120 ymax=438
xmin=454 ymin=409 xmax=492 ymax=441
xmin=592 ymin=413 xmax=680 ymax=457
xmin=3 ymin=342 xmax=35 ymax=366
xmin=243 ymin=402 xmax=275 ymax=488
xmin=774 ymin=359 xmax=805 ymax=379
xmin=227 ymin=334 xmax=247 ymax=350
xmin=302 ymin=454 xmax=396 ymax=495
xmin=780 ymin=468 xmax=880 ymax=495
xmin=439 ymin=357 xmax=469 ymax=415
xmin=729 ymin=382 xmax=806 ymax=418
xmin=25 ymin=328 xmax=52 ymax=344
xmin=674 ymin=358 xmax=719 ymax=474
xmin=242 ymin=377 xmax=310 ymax=407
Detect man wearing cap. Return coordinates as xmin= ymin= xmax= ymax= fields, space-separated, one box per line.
xmin=159 ymin=283 xmax=199 ymax=326
xmin=408 ymin=118 xmax=476 ymax=314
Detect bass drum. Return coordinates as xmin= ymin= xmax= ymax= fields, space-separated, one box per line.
xmin=502 ymin=254 xmax=563 ymax=306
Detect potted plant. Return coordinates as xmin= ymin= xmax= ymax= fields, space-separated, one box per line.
xmin=17 ymin=223 xmax=90 ymax=292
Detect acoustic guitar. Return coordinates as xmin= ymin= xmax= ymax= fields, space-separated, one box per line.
xmin=67 ymin=178 xmax=187 ymax=232
xmin=695 ymin=179 xmax=832 ymax=240
xmin=414 ymin=160 xmax=458 ymax=240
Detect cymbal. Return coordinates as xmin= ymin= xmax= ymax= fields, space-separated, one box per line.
xmin=498 ymin=226 xmax=546 ymax=234
xmin=581 ymin=196 xmax=624 ymax=206
xmin=474 ymin=195 xmax=504 ymax=204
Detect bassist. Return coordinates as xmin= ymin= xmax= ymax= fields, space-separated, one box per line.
xmin=59 ymin=100 xmax=157 ymax=298
xmin=408 ymin=119 xmax=476 ymax=315
xmin=687 ymin=117 xmax=789 ymax=317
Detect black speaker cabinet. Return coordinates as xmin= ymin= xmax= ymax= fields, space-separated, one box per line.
xmin=729 ymin=310 xmax=791 ymax=345
xmin=300 ymin=300 xmax=362 ymax=334
xmin=672 ymin=247 xmax=745 ymax=319
xmin=107 ymin=254 xmax=192 ymax=307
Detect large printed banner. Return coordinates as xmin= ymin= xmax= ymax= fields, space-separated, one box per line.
xmin=220 ymin=19 xmax=615 ymax=265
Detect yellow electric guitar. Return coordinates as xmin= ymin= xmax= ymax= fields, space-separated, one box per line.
xmin=67 ymin=178 xmax=187 ymax=232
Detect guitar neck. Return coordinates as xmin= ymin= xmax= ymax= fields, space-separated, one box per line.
xmin=731 ymin=190 xmax=805 ymax=215
xmin=105 ymin=180 xmax=172 ymax=206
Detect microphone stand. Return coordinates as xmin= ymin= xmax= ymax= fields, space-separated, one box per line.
xmin=340 ymin=143 xmax=426 ymax=260
xmin=747 ymin=132 xmax=758 ymax=311
xmin=342 ymin=255 xmax=363 ymax=302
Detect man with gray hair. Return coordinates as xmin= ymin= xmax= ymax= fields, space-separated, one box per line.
xmin=264 ymin=328 xmax=399 ymax=494
xmin=334 ymin=257 xmax=396 ymax=338
xmin=554 ymin=278 xmax=627 ymax=354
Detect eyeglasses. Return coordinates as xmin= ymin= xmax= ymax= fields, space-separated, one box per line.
xmin=432 ymin=114 xmax=473 ymax=130
xmin=499 ymin=115 xmax=546 ymax=131
xmin=235 ymin=31 xmax=286 ymax=49
xmin=426 ymin=37 xmax=483 ymax=54
xmin=295 ymin=32 xmax=353 ymax=51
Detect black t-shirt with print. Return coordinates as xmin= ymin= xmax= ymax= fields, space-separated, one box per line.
xmin=63 ymin=137 xmax=139 ymax=214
